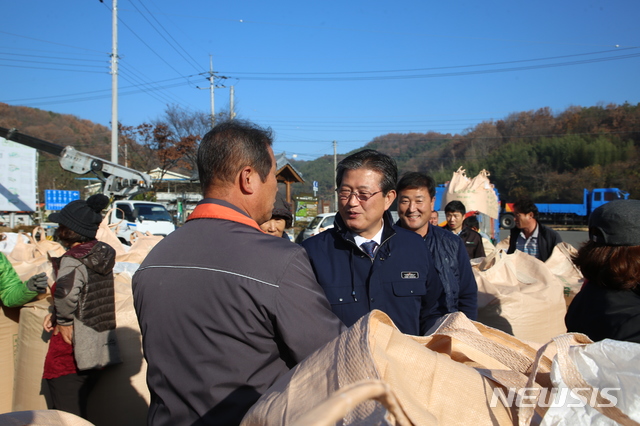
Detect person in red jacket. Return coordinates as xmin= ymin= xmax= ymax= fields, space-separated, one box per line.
xmin=43 ymin=194 xmax=120 ymax=419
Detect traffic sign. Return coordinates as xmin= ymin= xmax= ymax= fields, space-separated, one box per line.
xmin=45 ymin=190 xmax=80 ymax=211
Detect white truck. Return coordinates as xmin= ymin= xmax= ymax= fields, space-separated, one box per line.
xmin=110 ymin=200 xmax=175 ymax=243
xmin=0 ymin=127 xmax=175 ymax=242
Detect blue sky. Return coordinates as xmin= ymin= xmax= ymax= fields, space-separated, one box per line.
xmin=2 ymin=0 xmax=639 ymax=161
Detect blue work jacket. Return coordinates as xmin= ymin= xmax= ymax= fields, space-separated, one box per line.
xmin=302 ymin=211 xmax=443 ymax=335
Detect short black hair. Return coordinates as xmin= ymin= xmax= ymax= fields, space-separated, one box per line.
xmin=396 ymin=172 xmax=436 ymax=199
xmin=463 ymin=215 xmax=479 ymax=230
xmin=336 ymin=149 xmax=397 ymax=195
xmin=513 ymin=198 xmax=538 ymax=218
xmin=197 ymin=120 xmax=274 ymax=193
xmin=444 ymin=200 xmax=466 ymax=215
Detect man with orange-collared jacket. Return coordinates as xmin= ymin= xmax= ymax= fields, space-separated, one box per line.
xmin=133 ymin=121 xmax=344 ymax=426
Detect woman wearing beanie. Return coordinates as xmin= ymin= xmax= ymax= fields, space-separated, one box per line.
xmin=42 ymin=193 xmax=121 ymax=419
xmin=565 ymin=199 xmax=640 ymax=343
xmin=260 ymin=193 xmax=294 ymax=240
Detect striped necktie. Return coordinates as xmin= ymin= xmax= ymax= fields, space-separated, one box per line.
xmin=360 ymin=240 xmax=378 ymax=258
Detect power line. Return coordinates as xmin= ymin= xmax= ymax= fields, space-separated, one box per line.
xmin=0 ymin=62 xmax=107 ymax=74
xmin=129 ymin=0 xmax=203 ymax=73
xmin=0 ymin=51 xmax=106 ymax=63
xmin=100 ymin=1 xmax=191 ymax=81
xmin=2 ymin=75 xmax=195 ymax=103
xmin=0 ymin=30 xmax=107 ymax=53
xmin=221 ymin=52 xmax=640 ymax=82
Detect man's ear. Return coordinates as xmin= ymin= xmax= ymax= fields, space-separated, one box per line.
xmin=384 ymin=190 xmax=396 ymax=210
xmin=239 ymin=167 xmax=255 ymax=194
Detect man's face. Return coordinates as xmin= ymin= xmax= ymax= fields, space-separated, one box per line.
xmin=338 ymin=168 xmax=395 ymax=239
xmin=397 ymin=187 xmax=434 ymax=237
xmin=260 ymin=217 xmax=287 ymax=237
xmin=429 ymin=211 xmax=439 ymax=226
xmin=514 ymin=209 xmax=535 ymax=230
xmin=256 ymin=149 xmax=278 ymax=225
xmin=446 ymin=211 xmax=464 ymax=232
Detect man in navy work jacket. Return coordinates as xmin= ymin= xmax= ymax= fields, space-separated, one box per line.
xmin=133 ymin=121 xmax=345 ymax=426
xmin=396 ymin=172 xmax=478 ymax=320
xmin=302 ymin=149 xmax=443 ymax=335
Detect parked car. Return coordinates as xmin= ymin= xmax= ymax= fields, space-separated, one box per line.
xmin=299 ymin=210 xmax=400 ymax=242
xmin=301 ymin=213 xmax=336 ymax=241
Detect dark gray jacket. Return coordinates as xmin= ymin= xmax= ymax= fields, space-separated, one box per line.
xmin=424 ymin=224 xmax=478 ymax=320
xmin=133 ymin=199 xmax=344 ymax=426
xmin=52 ymin=240 xmax=120 ymax=371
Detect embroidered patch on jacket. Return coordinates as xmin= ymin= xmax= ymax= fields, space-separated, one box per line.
xmin=401 ymin=271 xmax=419 ymax=279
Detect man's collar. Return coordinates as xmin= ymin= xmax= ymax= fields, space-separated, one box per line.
xmin=354 ymin=224 xmax=384 ymax=247
xmin=520 ymin=222 xmax=539 ymax=240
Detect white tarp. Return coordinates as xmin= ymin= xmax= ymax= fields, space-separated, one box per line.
xmin=0 ymin=137 xmax=36 ymax=212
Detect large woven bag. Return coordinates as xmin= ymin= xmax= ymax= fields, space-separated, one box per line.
xmin=472 ymin=249 xmax=567 ymax=343
xmin=242 ymin=310 xmax=556 ymax=425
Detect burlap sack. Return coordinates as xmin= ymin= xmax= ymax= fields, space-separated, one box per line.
xmin=12 ymin=297 xmax=52 ymax=411
xmin=472 ymin=249 xmax=567 ymax=344
xmin=536 ymin=337 xmax=640 ymax=426
xmin=543 ymin=242 xmax=584 ymax=308
xmin=0 ymin=306 xmax=20 ymax=413
xmin=116 ymin=232 xmax=162 ymax=264
xmin=11 ymin=272 xmax=149 ymax=425
xmin=0 ymin=409 xmax=94 ymax=426
xmin=86 ymin=271 xmax=149 ymax=426
xmin=242 ymin=310 xmax=556 ymax=426
xmin=7 ymin=232 xmax=40 ymax=263
xmin=29 ymin=227 xmax=65 ymax=259
xmin=443 ymin=167 xmax=500 ymax=219
xmin=0 ymin=233 xmax=30 ymax=256
xmin=96 ymin=209 xmax=128 ymax=257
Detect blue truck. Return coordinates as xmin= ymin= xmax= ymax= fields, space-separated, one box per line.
xmin=499 ymin=188 xmax=630 ymax=229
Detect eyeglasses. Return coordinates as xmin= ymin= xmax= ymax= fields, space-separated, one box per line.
xmin=335 ymin=188 xmax=382 ymax=202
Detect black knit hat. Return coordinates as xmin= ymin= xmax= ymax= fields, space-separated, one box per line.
xmin=589 ymin=199 xmax=640 ymax=246
xmin=48 ymin=194 xmax=110 ymax=239
xmin=272 ymin=194 xmax=293 ymax=228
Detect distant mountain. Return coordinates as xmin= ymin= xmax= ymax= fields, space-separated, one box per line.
xmin=2 ymin=102 xmax=638 ymax=207
xmin=291 ymin=103 xmax=640 ymax=205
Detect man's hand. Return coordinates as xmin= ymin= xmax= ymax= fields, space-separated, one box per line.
xmin=26 ymin=273 xmax=48 ymax=294
xmin=55 ymin=324 xmax=74 ymax=345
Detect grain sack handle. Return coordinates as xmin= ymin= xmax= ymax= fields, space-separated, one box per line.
xmin=518 ymin=334 xmax=640 ymax=426
xmin=290 ymin=380 xmax=411 ymax=426
xmin=433 ymin=324 xmax=552 ymax=387
xmin=28 ymin=227 xmax=49 ymax=257
xmin=102 ymin=207 xmax=124 ymax=231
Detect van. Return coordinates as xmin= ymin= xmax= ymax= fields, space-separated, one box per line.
xmin=301 ymin=213 xmax=336 ymax=241
xmin=110 ymin=200 xmax=175 ymax=244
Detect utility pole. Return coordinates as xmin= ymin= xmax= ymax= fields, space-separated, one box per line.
xmin=197 ymin=55 xmax=216 ymax=128
xmin=333 ymin=140 xmax=338 ymax=212
xmin=208 ymin=55 xmax=215 ymax=127
xmin=198 ymin=56 xmax=230 ymax=127
xmin=229 ymin=86 xmax=236 ymax=120
xmin=110 ymin=0 xmax=119 ymax=164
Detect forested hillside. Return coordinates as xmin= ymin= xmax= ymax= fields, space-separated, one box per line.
xmin=2 ymin=102 xmax=638 ymax=206
xmin=0 ymin=103 xmax=112 ymax=196
xmin=292 ymin=103 xmax=640 ymax=204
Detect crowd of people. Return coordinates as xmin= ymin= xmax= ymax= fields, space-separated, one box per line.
xmin=1 ymin=119 xmax=638 ymax=425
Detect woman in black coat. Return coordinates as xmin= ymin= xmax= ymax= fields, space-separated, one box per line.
xmin=565 ymin=199 xmax=640 ymax=343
